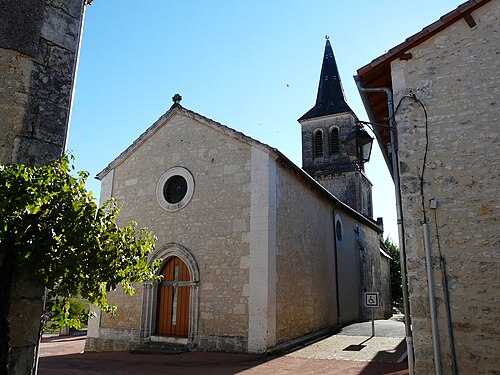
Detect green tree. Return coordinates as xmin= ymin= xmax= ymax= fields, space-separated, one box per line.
xmin=0 ymin=155 xmax=160 ymax=373
xmin=384 ymin=237 xmax=403 ymax=309
xmin=45 ymin=298 xmax=89 ymax=332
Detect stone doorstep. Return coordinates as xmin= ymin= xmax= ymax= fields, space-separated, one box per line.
xmin=267 ymin=325 xmax=341 ymax=355
xmin=129 ymin=340 xmax=189 ymax=355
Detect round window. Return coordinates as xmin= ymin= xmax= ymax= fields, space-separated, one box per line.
xmin=156 ymin=167 xmax=194 ymax=211
xmin=335 ymin=218 xmax=343 ymax=242
xmin=163 ymin=175 xmax=188 ymax=204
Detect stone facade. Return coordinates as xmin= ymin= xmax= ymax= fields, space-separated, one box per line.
xmin=0 ymin=1 xmax=86 ymax=374
xmin=86 ymin=104 xmax=391 ymax=354
xmin=358 ymin=1 xmax=498 ymax=373
xmin=274 ymin=162 xmax=337 ymax=343
xmin=88 ymin=108 xmax=253 ymax=352
xmin=300 ymin=112 xmax=373 ymax=218
xmin=391 ymin=4 xmax=499 ymax=373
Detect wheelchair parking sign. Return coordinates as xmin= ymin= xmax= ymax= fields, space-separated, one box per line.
xmin=364 ymin=292 xmax=379 ymax=307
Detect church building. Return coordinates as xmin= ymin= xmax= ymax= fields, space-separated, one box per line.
xmin=85 ymin=39 xmax=391 ymax=354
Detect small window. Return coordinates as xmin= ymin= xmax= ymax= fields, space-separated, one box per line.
xmin=335 ymin=221 xmax=342 ymax=242
xmin=335 ymin=215 xmax=344 ymax=242
xmin=314 ymin=130 xmax=323 ymax=158
xmin=331 ymin=127 xmax=340 ymax=154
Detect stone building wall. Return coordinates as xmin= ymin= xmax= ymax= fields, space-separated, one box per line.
xmin=355 ymin=223 xmax=391 ymax=320
xmin=274 ymin=162 xmax=337 ymax=343
xmin=0 ymin=1 xmax=86 ymax=373
xmin=390 ymin=2 xmax=499 ymax=373
xmin=87 ymin=112 xmax=252 ymax=352
xmin=0 ymin=0 xmax=85 ymax=166
xmin=301 ymin=113 xmax=357 ymax=174
xmin=274 ymin=161 xmax=388 ymax=340
xmin=379 ymin=251 xmax=392 ymax=317
xmin=300 ymin=112 xmax=373 ymax=217
xmin=317 ymin=171 xmax=373 ymax=217
xmin=333 ymin=212 xmax=362 ymax=323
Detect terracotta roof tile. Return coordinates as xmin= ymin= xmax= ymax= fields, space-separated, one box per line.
xmin=357 ymin=0 xmax=491 ymax=76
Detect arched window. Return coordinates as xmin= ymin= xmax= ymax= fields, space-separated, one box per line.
xmin=314 ymin=130 xmax=323 ymax=158
xmin=331 ymin=127 xmax=340 ymax=154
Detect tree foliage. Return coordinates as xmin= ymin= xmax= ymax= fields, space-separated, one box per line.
xmin=45 ymin=298 xmax=89 ymax=331
xmin=0 ymin=155 xmax=160 ymax=314
xmin=384 ymin=237 xmax=403 ymax=309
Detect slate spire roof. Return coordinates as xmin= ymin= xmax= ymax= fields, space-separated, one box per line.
xmin=299 ymin=38 xmax=351 ymax=121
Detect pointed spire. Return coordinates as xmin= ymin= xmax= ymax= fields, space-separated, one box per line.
xmin=299 ymin=38 xmax=351 ymax=120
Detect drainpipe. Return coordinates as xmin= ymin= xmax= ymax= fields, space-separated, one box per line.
xmin=332 ymin=210 xmax=341 ymax=324
xmin=423 ymin=223 xmax=442 ymax=374
xmin=354 ymin=77 xmax=414 ymax=375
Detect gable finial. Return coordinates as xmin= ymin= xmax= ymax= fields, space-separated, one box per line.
xmin=172 ymin=93 xmax=182 ymax=104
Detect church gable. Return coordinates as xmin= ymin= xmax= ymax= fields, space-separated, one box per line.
xmin=104 ymin=107 xmax=255 ymax=242
xmin=97 ymin=104 xmax=268 ymax=181
xmin=94 ymin=107 xmax=257 ymax=350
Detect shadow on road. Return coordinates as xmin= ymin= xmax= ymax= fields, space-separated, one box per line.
xmin=39 ymin=331 xmax=408 ymax=375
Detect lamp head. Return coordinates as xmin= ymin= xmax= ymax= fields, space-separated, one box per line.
xmin=343 ymin=123 xmax=374 ymax=165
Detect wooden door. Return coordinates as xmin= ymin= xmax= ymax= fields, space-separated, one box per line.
xmin=156 ymin=257 xmax=191 ymax=337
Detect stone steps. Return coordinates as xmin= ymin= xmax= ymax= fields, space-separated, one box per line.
xmin=129 ymin=341 xmax=189 ymax=355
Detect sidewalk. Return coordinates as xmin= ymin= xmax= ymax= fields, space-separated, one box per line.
xmin=39 ymin=319 xmax=408 ymax=375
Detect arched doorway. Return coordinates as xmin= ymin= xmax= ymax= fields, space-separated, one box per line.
xmin=140 ymin=243 xmax=199 ymax=344
xmin=156 ymin=256 xmax=191 ymax=337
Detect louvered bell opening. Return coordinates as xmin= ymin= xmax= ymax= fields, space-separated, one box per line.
xmin=314 ymin=131 xmax=323 ymax=158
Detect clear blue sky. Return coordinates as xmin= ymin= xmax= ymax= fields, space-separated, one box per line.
xmin=68 ymin=0 xmax=465 ymax=242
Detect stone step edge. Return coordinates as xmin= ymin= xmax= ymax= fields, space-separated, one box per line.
xmin=129 ymin=342 xmax=189 ymax=355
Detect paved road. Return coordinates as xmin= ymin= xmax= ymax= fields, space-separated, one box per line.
xmin=39 ymin=319 xmax=409 ymax=375
xmin=337 ymin=319 xmax=405 ymax=338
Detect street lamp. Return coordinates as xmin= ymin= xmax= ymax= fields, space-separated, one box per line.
xmin=343 ymin=122 xmax=374 ymax=165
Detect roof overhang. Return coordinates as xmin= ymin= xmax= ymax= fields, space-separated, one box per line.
xmin=355 ymin=0 xmax=491 ymax=178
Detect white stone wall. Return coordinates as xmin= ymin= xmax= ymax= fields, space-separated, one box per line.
xmin=274 ymin=163 xmax=338 ymax=343
xmin=391 ymin=3 xmax=499 ymax=373
xmin=91 ymin=112 xmax=253 ymax=351
xmin=248 ymin=147 xmax=277 ymax=352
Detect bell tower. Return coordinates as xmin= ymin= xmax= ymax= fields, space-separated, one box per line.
xmin=299 ymin=37 xmax=373 ymax=217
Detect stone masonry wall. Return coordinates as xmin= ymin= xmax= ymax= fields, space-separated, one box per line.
xmin=355 ymin=223 xmax=390 ymax=320
xmin=95 ymin=112 xmax=252 ymax=352
xmin=0 ymin=1 xmax=85 ymax=373
xmin=300 ymin=113 xmax=357 ymax=176
xmin=275 ymin=162 xmax=337 ymax=343
xmin=317 ymin=172 xmax=356 ymax=210
xmin=379 ymin=253 xmax=392 ymax=318
xmin=318 ymin=171 xmax=373 ymax=217
xmin=0 ymin=0 xmax=85 ymax=165
xmin=390 ymin=3 xmax=499 ymax=373
xmin=300 ymin=112 xmax=373 ymax=217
